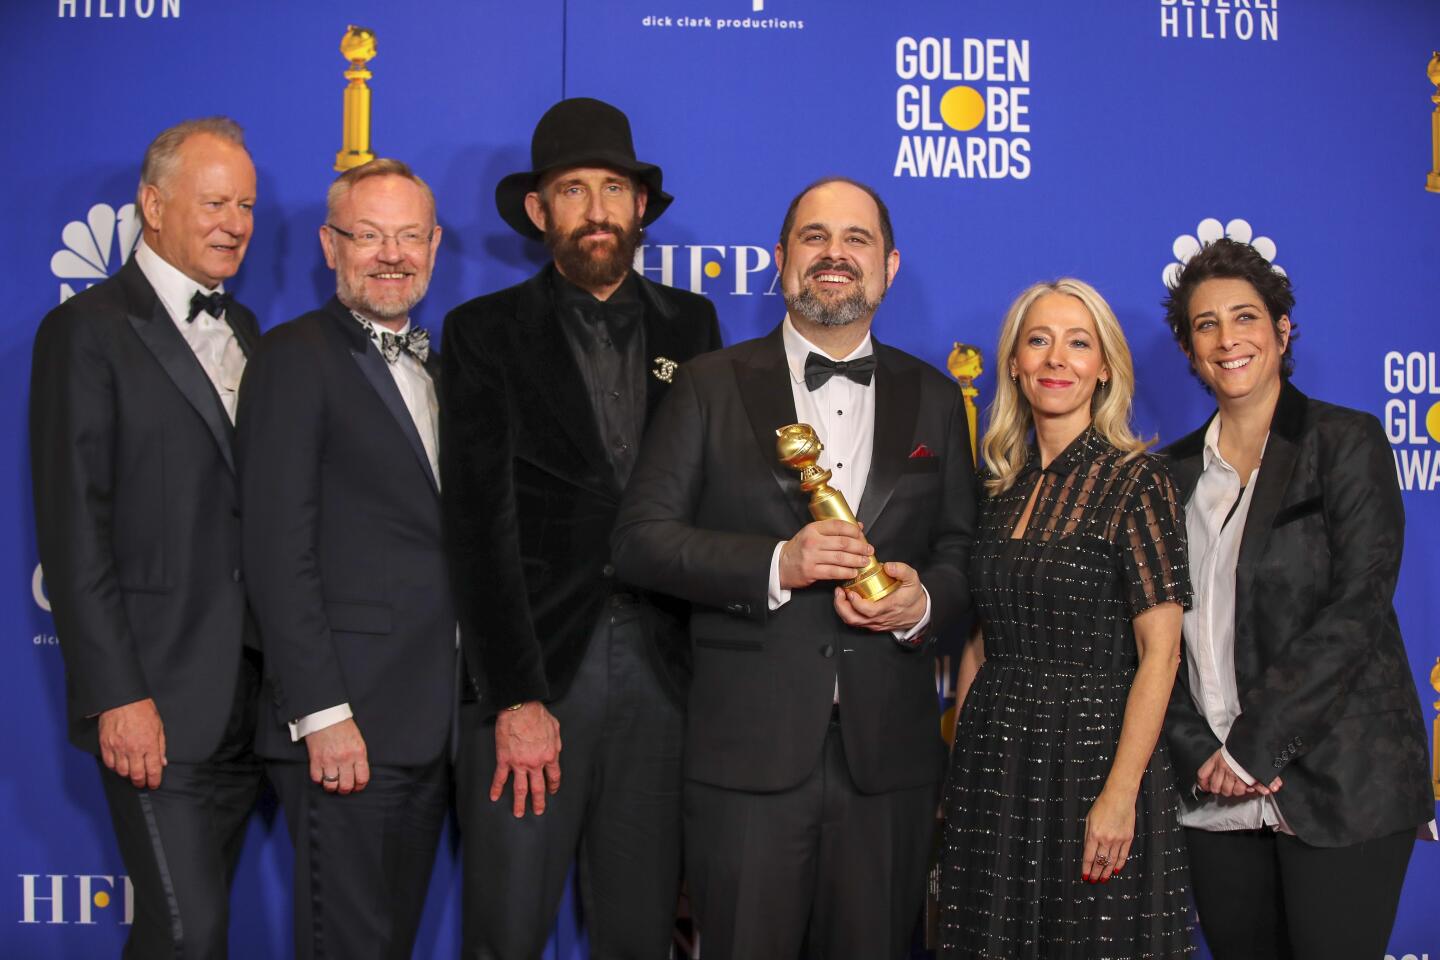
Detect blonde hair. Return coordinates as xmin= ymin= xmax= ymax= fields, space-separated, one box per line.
xmin=981 ymin=278 xmax=1150 ymax=495
xmin=326 ymin=157 xmax=437 ymax=226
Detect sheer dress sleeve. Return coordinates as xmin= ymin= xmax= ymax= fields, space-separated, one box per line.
xmin=1119 ymin=458 xmax=1192 ymax=617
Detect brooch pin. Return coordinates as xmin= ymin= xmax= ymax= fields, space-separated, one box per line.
xmin=652 ymin=356 xmax=678 ymax=383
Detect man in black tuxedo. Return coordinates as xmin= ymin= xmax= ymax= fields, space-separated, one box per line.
xmin=30 ymin=116 xmax=263 ymax=959
xmin=237 ymin=158 xmax=453 ymax=959
xmin=441 ymin=98 xmax=721 ymax=958
xmin=612 ymin=177 xmax=977 ymax=960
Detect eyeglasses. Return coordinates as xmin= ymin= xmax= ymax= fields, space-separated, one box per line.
xmin=326 ymin=223 xmax=434 ymax=250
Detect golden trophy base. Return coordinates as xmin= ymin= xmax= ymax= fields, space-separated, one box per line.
xmin=335 ymin=150 xmax=376 ymax=172
xmin=845 ymin=563 xmax=900 ymax=602
xmin=1428 ymin=172 xmax=1440 ymax=194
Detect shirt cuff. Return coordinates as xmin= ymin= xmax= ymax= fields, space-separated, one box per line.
xmin=767 ymin=541 xmax=792 ymax=611
xmin=1219 ymin=745 xmax=1257 ymax=785
xmin=891 ymin=585 xmax=932 ymax=644
xmin=289 ymin=703 xmax=353 ymax=742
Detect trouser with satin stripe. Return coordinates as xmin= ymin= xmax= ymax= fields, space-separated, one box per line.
xmin=99 ymin=647 xmax=265 ymax=960
xmin=269 ymin=754 xmax=449 ymax=960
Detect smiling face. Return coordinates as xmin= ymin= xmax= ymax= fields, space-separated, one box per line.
xmin=1185 ymin=276 xmax=1290 ymax=407
xmin=320 ymin=173 xmax=441 ymax=328
xmin=775 ymin=181 xmax=899 ymax=330
xmin=525 ymin=166 xmax=647 ymax=294
xmin=1010 ymin=292 xmax=1109 ymax=431
xmin=141 ymin=132 xmax=256 ymax=289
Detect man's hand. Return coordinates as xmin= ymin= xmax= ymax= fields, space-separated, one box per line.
xmin=779 ymin=519 xmax=873 ymax=590
xmin=1197 ymin=748 xmax=1282 ymax=797
xmin=305 ymin=718 xmax=370 ymax=795
xmin=834 ymin=561 xmax=927 ymax=633
xmin=492 ymin=701 xmax=562 ymax=818
xmin=98 ymin=698 xmax=166 ymax=789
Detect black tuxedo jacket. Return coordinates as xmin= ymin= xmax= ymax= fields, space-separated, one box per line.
xmin=612 ymin=327 xmax=977 ymax=795
xmin=1163 ymin=381 xmax=1432 ymax=846
xmin=30 ymin=257 xmax=259 ymax=760
xmin=440 ymin=265 xmax=721 ymax=712
xmin=237 ymin=298 xmax=455 ymax=765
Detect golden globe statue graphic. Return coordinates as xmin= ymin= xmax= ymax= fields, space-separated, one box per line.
xmin=947 ymin=341 xmax=984 ymax=466
xmin=336 ymin=25 xmax=378 ymax=172
xmin=1429 ymin=52 xmax=1440 ymax=193
xmin=775 ymin=423 xmax=899 ymax=602
xmin=1431 ymin=655 xmax=1439 ymax=800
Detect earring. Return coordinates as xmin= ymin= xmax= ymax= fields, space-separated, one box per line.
xmin=1098 ymin=377 xmax=1109 ymax=388
xmin=1010 ymin=372 xmax=1018 ymax=383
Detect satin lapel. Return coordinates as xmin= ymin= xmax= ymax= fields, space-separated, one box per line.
xmin=736 ymin=328 xmax=807 ymax=527
xmin=348 ymin=340 xmax=440 ymax=495
xmin=856 ymin=344 xmax=919 ymax=530
xmin=513 ymin=274 xmax=615 ymax=496
xmin=1167 ymin=415 xmax=1214 ymax=505
xmin=223 ymin=305 xmax=258 ymax=358
xmin=122 ymin=264 xmax=237 ymax=474
xmin=1235 ymin=384 xmax=1306 ymax=590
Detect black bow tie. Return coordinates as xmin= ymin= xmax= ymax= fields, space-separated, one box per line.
xmin=376 ymin=326 xmax=431 ymax=364
xmin=804 ymin=352 xmax=876 ymax=391
xmin=187 ymin=290 xmax=232 ymax=323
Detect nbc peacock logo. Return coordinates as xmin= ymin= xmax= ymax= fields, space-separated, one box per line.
xmin=1162 ymin=217 xmax=1284 ymax=287
xmin=50 ymin=203 xmax=141 ymax=304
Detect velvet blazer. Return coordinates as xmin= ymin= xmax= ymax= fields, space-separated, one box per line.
xmin=30 ymin=257 xmax=260 ymax=760
xmin=1163 ymin=380 xmax=1433 ymax=847
xmin=611 ymin=327 xmax=978 ymax=795
xmin=440 ymin=265 xmax=722 ymax=713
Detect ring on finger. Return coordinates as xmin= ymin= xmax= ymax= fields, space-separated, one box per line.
xmin=322 ymin=773 xmax=340 ymax=783
xmin=1094 ymin=854 xmax=1110 ymax=867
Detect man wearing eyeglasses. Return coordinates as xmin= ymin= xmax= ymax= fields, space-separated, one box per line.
xmin=236 ymin=158 xmax=453 ymax=960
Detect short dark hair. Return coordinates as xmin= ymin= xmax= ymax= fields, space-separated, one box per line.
xmin=1162 ymin=237 xmax=1297 ymax=380
xmin=777 ymin=176 xmax=895 ymax=259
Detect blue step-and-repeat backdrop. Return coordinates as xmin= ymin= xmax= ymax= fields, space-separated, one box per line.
xmin=3 ymin=1 xmax=1438 ymax=957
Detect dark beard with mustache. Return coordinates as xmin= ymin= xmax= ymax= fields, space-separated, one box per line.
xmin=784 ymin=258 xmax=884 ymax=327
xmin=545 ymin=217 xmax=643 ymax=291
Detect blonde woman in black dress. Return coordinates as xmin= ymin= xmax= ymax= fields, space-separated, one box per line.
xmin=939 ymin=279 xmax=1194 ymax=959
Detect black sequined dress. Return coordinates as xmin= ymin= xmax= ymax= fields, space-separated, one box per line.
xmin=939 ymin=430 xmax=1195 ymax=959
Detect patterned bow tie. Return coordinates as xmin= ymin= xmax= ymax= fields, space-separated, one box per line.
xmin=187 ymin=290 xmax=233 ymax=323
xmin=377 ymin=326 xmax=430 ymax=364
xmin=803 ymin=351 xmax=876 ymax=391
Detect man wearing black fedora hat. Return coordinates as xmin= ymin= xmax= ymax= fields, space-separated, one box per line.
xmin=441 ymin=97 xmax=721 ymax=958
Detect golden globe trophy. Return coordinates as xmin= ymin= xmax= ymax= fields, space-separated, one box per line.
xmin=775 ymin=423 xmax=899 ymax=602
xmin=947 ymin=342 xmax=984 ymax=466
xmin=335 ymin=26 xmax=378 ymax=173
xmin=1430 ymin=656 xmax=1439 ymax=800
xmin=1428 ymin=52 xmax=1440 ymax=193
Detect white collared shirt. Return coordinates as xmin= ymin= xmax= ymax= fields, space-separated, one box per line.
xmin=765 ymin=317 xmax=931 ymax=667
xmin=289 ymin=310 xmax=441 ymax=741
xmin=133 ymin=239 xmax=246 ymax=423
xmin=1178 ymin=415 xmax=1291 ymax=832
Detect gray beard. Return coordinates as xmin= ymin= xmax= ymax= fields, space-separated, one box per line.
xmin=784 ymin=285 xmax=881 ymax=328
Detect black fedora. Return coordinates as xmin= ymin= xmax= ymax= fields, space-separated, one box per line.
xmin=496 ymin=97 xmax=673 ymax=240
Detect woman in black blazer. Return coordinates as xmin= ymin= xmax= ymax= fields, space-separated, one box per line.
xmin=1161 ymin=238 xmax=1433 ymax=960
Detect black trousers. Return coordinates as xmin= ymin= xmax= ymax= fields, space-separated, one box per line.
xmin=99 ymin=648 xmax=265 ymax=960
xmin=1186 ymin=825 xmax=1416 ymax=960
xmin=684 ymin=712 xmax=938 ymax=960
xmin=269 ymin=753 xmax=448 ymax=960
xmin=457 ymin=599 xmax=685 ymax=960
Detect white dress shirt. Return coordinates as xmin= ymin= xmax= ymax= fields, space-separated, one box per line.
xmin=290 ymin=311 xmax=440 ymax=741
xmin=133 ymin=239 xmax=246 ymax=424
xmin=1178 ymin=415 xmax=1292 ymax=832
xmin=765 ymin=317 xmax=931 ymax=660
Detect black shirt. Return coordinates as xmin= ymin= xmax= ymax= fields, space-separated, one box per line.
xmin=552 ymin=270 xmax=647 ymax=490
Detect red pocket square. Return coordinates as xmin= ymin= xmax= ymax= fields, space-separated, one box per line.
xmin=909 ymin=443 xmax=935 ymax=459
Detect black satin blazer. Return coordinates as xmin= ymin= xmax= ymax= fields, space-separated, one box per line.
xmin=1162 ymin=380 xmax=1432 ymax=847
